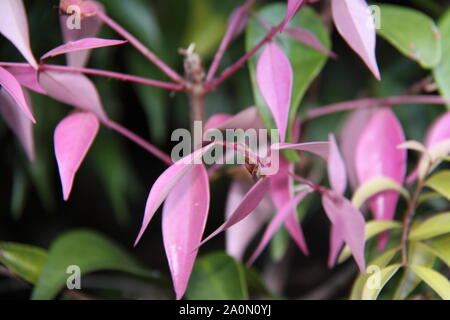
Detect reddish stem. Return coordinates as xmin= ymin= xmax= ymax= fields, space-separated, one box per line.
xmin=104 ymin=119 xmax=173 ymax=165
xmin=0 ymin=62 xmax=183 ymax=91
xmin=206 ymin=0 xmax=256 ymax=82
xmin=305 ymin=95 xmax=449 ymax=120
xmin=96 ymin=10 xmax=184 ymax=84
xmin=204 ymin=1 xmax=308 ymax=92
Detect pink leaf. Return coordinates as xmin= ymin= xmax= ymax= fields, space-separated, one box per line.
xmin=340 ymin=108 xmax=376 ymax=190
xmin=226 ymin=180 xmax=272 ymax=261
xmin=0 ymin=67 xmax=35 ymax=122
xmin=274 ymin=141 xmax=330 ymax=160
xmin=328 ymin=134 xmax=347 ymax=195
xmin=256 ymin=42 xmax=293 ymax=142
xmin=41 ymin=38 xmax=126 ymax=61
xmin=0 ymin=0 xmax=37 ymax=69
xmin=204 ymin=106 xmax=264 ymax=132
xmin=162 ymin=164 xmax=209 ymax=300
xmin=134 ymin=144 xmax=218 ymax=246
xmin=38 ymin=70 xmax=108 ymax=121
xmin=425 ymin=111 xmax=450 ymax=147
xmin=284 ymin=27 xmax=337 ymax=58
xmin=355 ymin=109 xmax=407 ymax=222
xmin=54 ymin=111 xmax=99 ymax=200
xmin=59 ymin=3 xmax=104 ymax=68
xmin=199 ymin=177 xmax=271 ymax=247
xmin=0 ymin=88 xmax=34 ymax=161
xmin=282 ymin=0 xmax=304 ymax=29
xmin=248 ymin=187 xmax=311 ymax=265
xmin=407 ymin=111 xmax=450 ymax=183
xmin=331 ymin=0 xmax=380 ymax=80
xmin=322 ymin=191 xmax=366 ymax=273
xmin=5 ymin=65 xmax=46 ymax=94
xmin=328 ymin=224 xmax=344 ymax=268
xmin=270 ymin=157 xmax=308 ymax=255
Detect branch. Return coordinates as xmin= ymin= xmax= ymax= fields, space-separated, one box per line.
xmin=0 ymin=62 xmax=183 ymax=91
xmin=205 ymin=1 xmax=307 ymax=92
xmin=205 ymin=0 xmax=256 ymax=82
xmin=96 ymin=10 xmax=184 ymax=84
xmin=305 ymin=95 xmax=449 ymax=120
xmin=104 ymin=119 xmax=173 ymax=166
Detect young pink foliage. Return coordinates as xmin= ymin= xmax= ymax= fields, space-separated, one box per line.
xmin=331 ymin=0 xmax=380 ymax=80
xmin=41 ymin=38 xmax=127 ymax=61
xmin=248 ymin=187 xmax=311 ymax=265
xmin=424 ymin=112 xmax=450 ymax=147
xmin=356 ymin=109 xmax=407 ymax=222
xmin=0 ymin=88 xmax=34 ymax=161
xmin=225 ymin=180 xmax=272 ymax=261
xmin=256 ymin=42 xmax=293 ymax=142
xmin=0 ymin=0 xmax=37 ymax=69
xmin=54 ymin=111 xmax=99 ymax=200
xmin=5 ymin=65 xmax=46 ymax=94
xmin=284 ymin=27 xmax=337 ymax=58
xmin=162 ymin=164 xmax=209 ymax=300
xmin=200 ymin=177 xmax=271 ymax=247
xmin=328 ymin=224 xmax=344 ymax=268
xmin=282 ymin=0 xmax=304 ymax=29
xmin=322 ymin=191 xmax=366 ymax=273
xmin=0 ymin=67 xmax=35 ymax=122
xmin=38 ymin=70 xmax=108 ymax=121
xmin=274 ymin=142 xmax=330 ymax=160
xmin=204 ymin=106 xmax=264 ymax=132
xmin=134 ymin=144 xmax=217 ymax=246
xmin=328 ymin=134 xmax=347 ymax=195
xmin=60 ymin=14 xmax=104 ymax=67
xmin=340 ymin=108 xmax=376 ymax=190
xmin=270 ymin=157 xmax=309 ymax=255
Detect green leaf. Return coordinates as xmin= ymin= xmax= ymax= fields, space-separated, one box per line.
xmin=411 ymin=265 xmax=450 ymax=300
xmin=362 ymin=264 xmax=401 ymax=300
xmin=0 ymin=242 xmax=48 ymax=284
xmin=270 ymin=228 xmax=290 ymax=262
xmin=338 ymin=220 xmax=402 ymax=263
xmin=433 ymin=9 xmax=450 ymax=109
xmin=186 ymin=252 xmax=248 ymax=300
xmin=425 ymin=170 xmax=450 ymax=201
xmin=351 ymin=177 xmax=410 ymax=209
xmin=394 ymin=242 xmax=436 ymax=300
xmin=377 ymin=4 xmax=442 ymax=69
xmin=425 ymin=234 xmax=450 ymax=267
xmin=409 ymin=212 xmax=450 ymax=241
xmin=246 ymin=4 xmax=330 ymax=144
xmin=32 ymin=229 xmax=161 ymax=300
xmin=350 ymin=247 xmax=400 ymax=300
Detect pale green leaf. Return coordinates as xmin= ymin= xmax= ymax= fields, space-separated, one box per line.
xmin=338 ymin=220 xmax=402 ymax=263
xmin=0 ymin=242 xmax=48 ymax=284
xmin=362 ymin=264 xmax=401 ymax=300
xmin=350 ymin=247 xmax=400 ymax=300
xmin=433 ymin=9 xmax=450 ymax=109
xmin=351 ymin=177 xmax=409 ymax=209
xmin=411 ymin=265 xmax=450 ymax=300
xmin=377 ymin=4 xmax=441 ymax=69
xmin=425 ymin=170 xmax=450 ymax=201
xmin=409 ymin=212 xmax=450 ymax=240
xmin=425 ymin=234 xmax=450 ymax=267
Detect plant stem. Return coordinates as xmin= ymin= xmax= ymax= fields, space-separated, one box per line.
xmin=96 ymin=10 xmax=184 ymax=84
xmin=305 ymin=95 xmax=449 ymax=120
xmin=400 ymin=180 xmax=424 ymax=266
xmin=204 ymin=0 xmax=308 ymax=92
xmin=104 ymin=119 xmax=173 ymax=165
xmin=40 ymin=64 xmax=184 ymax=91
xmin=205 ymin=0 xmax=256 ymax=82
